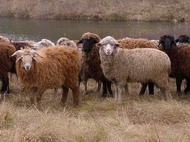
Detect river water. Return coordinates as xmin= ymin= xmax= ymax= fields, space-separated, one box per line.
xmin=0 ymin=18 xmax=189 ymax=42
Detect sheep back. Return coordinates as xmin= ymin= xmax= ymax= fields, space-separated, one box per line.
xmin=100 ymin=48 xmax=171 ymax=84
xmin=118 ymin=38 xmax=158 ymax=49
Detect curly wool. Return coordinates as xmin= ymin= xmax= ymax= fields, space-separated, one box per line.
xmin=81 ymin=32 xmax=101 ymax=42
xmin=16 ymin=46 xmax=80 ymax=90
xmin=100 ymin=48 xmax=171 ymax=84
xmin=0 ymin=36 xmax=11 ymax=43
xmin=0 ymin=43 xmax=16 ymax=93
xmin=56 ymin=37 xmax=77 ymax=49
xmin=118 ymin=38 xmax=158 ymax=49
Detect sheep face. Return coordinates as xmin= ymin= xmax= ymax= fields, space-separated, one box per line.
xmin=98 ymin=36 xmax=120 ymax=55
xmin=176 ymin=35 xmax=190 ymax=43
xmin=99 ymin=44 xmax=118 ymax=56
xmin=20 ymin=54 xmax=34 ymax=71
xmin=79 ymin=38 xmax=98 ymax=53
xmin=159 ymin=35 xmax=176 ymax=51
xmin=12 ymin=49 xmax=41 ymax=71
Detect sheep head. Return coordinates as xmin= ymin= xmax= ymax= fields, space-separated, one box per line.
xmin=97 ymin=36 xmax=120 ymax=56
xmin=32 ymin=39 xmax=55 ymax=50
xmin=175 ymin=35 xmax=190 ymax=43
xmin=57 ymin=37 xmax=77 ymax=48
xmin=78 ymin=32 xmax=100 ymax=53
xmin=12 ymin=49 xmax=42 ymax=71
xmin=159 ymin=35 xmax=176 ymax=51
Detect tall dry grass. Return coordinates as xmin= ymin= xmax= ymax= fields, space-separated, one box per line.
xmin=0 ymin=0 xmax=189 ymax=21
xmin=0 ymin=76 xmax=190 ymax=141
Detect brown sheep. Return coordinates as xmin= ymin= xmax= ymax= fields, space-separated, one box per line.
xmin=0 ymin=43 xmax=16 ymax=94
xmin=118 ymin=38 xmax=158 ymax=96
xmin=78 ymin=32 xmax=113 ymax=97
xmin=12 ymin=41 xmax=36 ymax=50
xmin=159 ymin=35 xmax=190 ymax=95
xmin=12 ymin=46 xmax=80 ymax=109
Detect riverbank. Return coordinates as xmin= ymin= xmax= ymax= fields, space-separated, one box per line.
xmin=0 ymin=0 xmax=189 ymax=22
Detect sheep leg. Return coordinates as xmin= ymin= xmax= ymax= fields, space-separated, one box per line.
xmin=148 ymin=82 xmax=154 ymax=95
xmin=29 ymin=88 xmax=37 ymax=106
xmin=139 ymin=83 xmax=147 ymax=96
xmin=160 ymin=88 xmax=172 ymax=101
xmin=101 ymin=80 xmax=108 ymax=97
xmin=156 ymin=79 xmax=172 ymax=101
xmin=184 ymin=78 xmax=190 ymax=94
xmin=117 ymin=85 xmax=123 ymax=104
xmin=114 ymin=83 xmax=118 ymax=102
xmin=71 ymin=86 xmax=80 ymax=106
xmin=107 ymin=81 xmax=113 ymax=97
xmin=1 ymin=73 xmax=10 ymax=94
xmin=61 ymin=86 xmax=69 ymax=105
xmin=176 ymin=78 xmax=183 ymax=95
xmin=97 ymin=81 xmax=101 ymax=92
xmin=84 ymin=80 xmax=87 ymax=94
xmin=124 ymin=84 xmax=129 ymax=95
xmin=36 ymin=89 xmax=45 ymax=110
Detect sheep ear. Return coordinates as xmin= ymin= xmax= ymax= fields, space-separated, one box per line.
xmin=77 ymin=39 xmax=83 ymax=45
xmin=96 ymin=43 xmax=102 ymax=47
xmin=158 ymin=39 xmax=163 ymax=46
xmin=172 ymin=39 xmax=176 ymax=46
xmin=12 ymin=50 xmax=24 ymax=57
xmin=115 ymin=43 xmax=121 ymax=48
xmin=188 ymin=39 xmax=190 ymax=43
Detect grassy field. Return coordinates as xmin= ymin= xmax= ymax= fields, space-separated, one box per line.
xmin=0 ymin=0 xmax=190 ymax=21
xmin=0 ymin=76 xmax=190 ymax=141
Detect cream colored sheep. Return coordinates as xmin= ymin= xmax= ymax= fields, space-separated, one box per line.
xmin=98 ymin=36 xmax=172 ymax=103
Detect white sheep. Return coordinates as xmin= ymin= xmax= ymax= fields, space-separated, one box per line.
xmin=32 ymin=39 xmax=55 ymax=50
xmin=56 ymin=37 xmax=77 ymax=49
xmin=150 ymin=40 xmax=159 ymax=46
xmin=97 ymin=36 xmax=172 ymax=103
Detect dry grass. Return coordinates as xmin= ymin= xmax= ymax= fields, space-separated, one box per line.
xmin=0 ymin=0 xmax=190 ymax=21
xmin=0 ymin=76 xmax=190 ymax=141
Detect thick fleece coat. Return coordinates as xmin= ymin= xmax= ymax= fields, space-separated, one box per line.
xmin=159 ymin=35 xmax=190 ymax=94
xmin=15 ymin=46 xmax=80 ymax=107
xmin=0 ymin=36 xmax=11 ymax=43
xmin=118 ymin=38 xmax=158 ymax=49
xmin=118 ymin=38 xmax=158 ymax=95
xmin=0 ymin=43 xmax=16 ymax=93
xmin=99 ymin=36 xmax=171 ymax=103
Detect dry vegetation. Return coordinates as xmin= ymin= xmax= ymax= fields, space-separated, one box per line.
xmin=0 ymin=75 xmax=190 ymax=142
xmin=0 ymin=0 xmax=190 ymax=21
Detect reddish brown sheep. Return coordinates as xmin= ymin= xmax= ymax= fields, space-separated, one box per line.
xmin=159 ymin=35 xmax=190 ymax=95
xmin=0 ymin=43 xmax=16 ymax=94
xmin=12 ymin=46 xmax=80 ymax=109
xmin=78 ymin=32 xmax=113 ymax=97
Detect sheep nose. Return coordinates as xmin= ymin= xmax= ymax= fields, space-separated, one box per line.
xmin=24 ymin=65 xmax=31 ymax=71
xmin=106 ymin=49 xmax=111 ymax=55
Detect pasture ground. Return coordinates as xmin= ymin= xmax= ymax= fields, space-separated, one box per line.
xmin=0 ymin=76 xmax=190 ymax=142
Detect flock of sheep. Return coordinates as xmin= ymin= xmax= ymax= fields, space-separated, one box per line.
xmin=0 ymin=33 xmax=190 ymax=109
